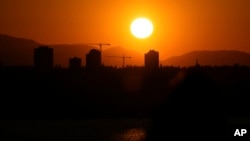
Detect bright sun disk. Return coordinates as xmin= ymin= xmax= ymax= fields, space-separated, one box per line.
xmin=130 ymin=17 xmax=153 ymax=39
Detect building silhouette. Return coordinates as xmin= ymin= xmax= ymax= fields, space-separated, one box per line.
xmin=86 ymin=49 xmax=101 ymax=69
xmin=34 ymin=46 xmax=53 ymax=70
xmin=69 ymin=57 xmax=81 ymax=70
xmin=144 ymin=50 xmax=159 ymax=70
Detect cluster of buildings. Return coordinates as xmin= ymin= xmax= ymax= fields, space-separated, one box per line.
xmin=34 ymin=46 xmax=159 ymax=70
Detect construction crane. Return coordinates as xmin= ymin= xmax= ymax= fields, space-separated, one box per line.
xmin=106 ymin=55 xmax=132 ymax=69
xmin=86 ymin=43 xmax=111 ymax=53
xmin=85 ymin=43 xmax=110 ymax=65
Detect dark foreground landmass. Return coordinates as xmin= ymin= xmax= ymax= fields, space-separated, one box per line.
xmin=1 ymin=65 xmax=250 ymax=140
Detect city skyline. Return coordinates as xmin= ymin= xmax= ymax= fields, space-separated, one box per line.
xmin=33 ymin=45 xmax=161 ymax=69
xmin=1 ymin=34 xmax=250 ymax=68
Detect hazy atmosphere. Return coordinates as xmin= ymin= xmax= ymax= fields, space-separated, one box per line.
xmin=1 ymin=0 xmax=250 ymax=60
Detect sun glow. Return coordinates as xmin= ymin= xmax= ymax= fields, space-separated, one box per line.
xmin=130 ymin=17 xmax=154 ymax=39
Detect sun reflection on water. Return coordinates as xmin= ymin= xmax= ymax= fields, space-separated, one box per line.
xmin=112 ymin=128 xmax=146 ymax=141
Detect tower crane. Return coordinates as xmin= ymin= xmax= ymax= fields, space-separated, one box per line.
xmin=86 ymin=43 xmax=110 ymax=53
xmin=106 ymin=55 xmax=132 ymax=69
xmin=85 ymin=43 xmax=111 ymax=65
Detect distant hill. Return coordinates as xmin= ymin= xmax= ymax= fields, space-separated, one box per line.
xmin=0 ymin=34 xmax=95 ymax=67
xmin=50 ymin=44 xmax=96 ymax=67
xmin=2 ymin=34 xmax=250 ymax=67
xmin=0 ymin=34 xmax=40 ymax=66
xmin=161 ymin=50 xmax=250 ymax=67
xmin=0 ymin=34 xmax=143 ymax=67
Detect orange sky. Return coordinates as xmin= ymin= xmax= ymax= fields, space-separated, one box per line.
xmin=0 ymin=0 xmax=249 ymax=60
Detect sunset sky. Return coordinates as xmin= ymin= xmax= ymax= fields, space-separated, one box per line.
xmin=0 ymin=0 xmax=249 ymax=59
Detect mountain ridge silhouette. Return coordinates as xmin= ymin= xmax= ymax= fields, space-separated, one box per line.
xmin=0 ymin=34 xmax=143 ymax=67
xmin=1 ymin=34 xmax=250 ymax=67
xmin=162 ymin=50 xmax=250 ymax=67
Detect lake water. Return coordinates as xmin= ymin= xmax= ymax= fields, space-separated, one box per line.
xmin=2 ymin=118 xmax=150 ymax=141
xmin=3 ymin=117 xmax=249 ymax=140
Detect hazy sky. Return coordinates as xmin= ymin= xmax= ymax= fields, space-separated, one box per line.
xmin=0 ymin=0 xmax=249 ymax=59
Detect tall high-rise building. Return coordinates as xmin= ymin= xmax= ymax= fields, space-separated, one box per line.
xmin=86 ymin=49 xmax=101 ymax=69
xmin=34 ymin=46 xmax=53 ymax=70
xmin=144 ymin=50 xmax=159 ymax=70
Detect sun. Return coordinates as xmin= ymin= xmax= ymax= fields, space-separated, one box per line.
xmin=130 ymin=17 xmax=154 ymax=39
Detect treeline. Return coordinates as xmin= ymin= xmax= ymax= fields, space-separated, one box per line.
xmin=0 ymin=65 xmax=249 ymax=119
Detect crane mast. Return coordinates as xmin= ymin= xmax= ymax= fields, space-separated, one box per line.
xmin=86 ymin=43 xmax=110 ymax=53
xmin=86 ymin=43 xmax=111 ymax=65
xmin=106 ymin=55 xmax=132 ymax=69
